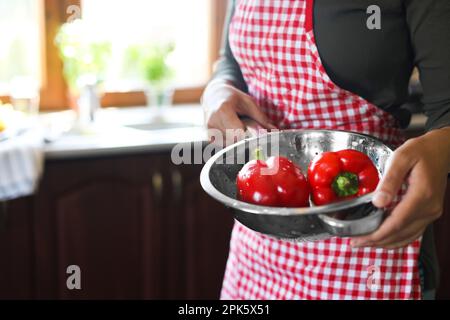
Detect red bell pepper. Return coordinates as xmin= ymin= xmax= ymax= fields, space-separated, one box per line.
xmin=307 ymin=149 xmax=380 ymax=206
xmin=237 ymin=150 xmax=310 ymax=207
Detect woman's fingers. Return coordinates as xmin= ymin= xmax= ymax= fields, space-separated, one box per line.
xmin=352 ymin=156 xmax=427 ymax=246
xmin=362 ymin=215 xmax=426 ymax=249
xmin=203 ymin=83 xmax=277 ymax=145
xmin=221 ymin=105 xmax=247 ymax=145
xmin=366 ymin=222 xmax=426 ymax=249
xmin=220 ymin=103 xmax=246 ymax=131
xmin=372 ymin=145 xmax=417 ymax=208
xmin=351 ymin=186 xmax=424 ymax=247
xmin=351 ymin=203 xmax=426 ymax=248
xmin=238 ymin=94 xmax=277 ymax=130
xmin=206 ymin=107 xmax=244 ymax=144
xmin=351 ymin=137 xmax=447 ymax=248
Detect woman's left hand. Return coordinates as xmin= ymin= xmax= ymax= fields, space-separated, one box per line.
xmin=351 ymin=126 xmax=450 ymax=249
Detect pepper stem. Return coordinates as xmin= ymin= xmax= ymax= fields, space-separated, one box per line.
xmin=332 ymin=172 xmax=359 ymax=197
xmin=254 ymin=148 xmax=264 ymax=161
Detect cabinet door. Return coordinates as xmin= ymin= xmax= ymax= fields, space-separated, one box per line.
xmin=169 ymin=163 xmax=234 ymax=299
xmin=0 ymin=197 xmax=34 ymax=299
xmin=34 ymin=155 xmax=166 ymax=299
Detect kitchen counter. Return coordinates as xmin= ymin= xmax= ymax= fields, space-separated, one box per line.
xmin=42 ymin=104 xmax=428 ymax=160
xmin=43 ymin=105 xmax=208 ymax=160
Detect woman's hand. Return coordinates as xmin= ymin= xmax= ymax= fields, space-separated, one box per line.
xmin=202 ymin=79 xmax=276 ymax=145
xmin=351 ymin=126 xmax=450 ymax=249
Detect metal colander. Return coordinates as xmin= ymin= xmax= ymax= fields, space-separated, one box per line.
xmin=200 ymin=130 xmax=393 ymax=241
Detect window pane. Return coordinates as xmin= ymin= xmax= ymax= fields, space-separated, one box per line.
xmin=81 ymin=0 xmax=211 ymax=91
xmin=0 ymin=0 xmax=41 ymax=94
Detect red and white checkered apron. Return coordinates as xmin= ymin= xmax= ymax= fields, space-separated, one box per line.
xmin=221 ymin=0 xmax=422 ymax=300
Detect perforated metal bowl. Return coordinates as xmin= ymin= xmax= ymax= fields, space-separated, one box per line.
xmin=200 ymin=130 xmax=393 ymax=241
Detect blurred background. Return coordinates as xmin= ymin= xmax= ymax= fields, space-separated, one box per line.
xmin=0 ymin=0 xmax=227 ymax=111
xmin=0 ymin=0 xmax=236 ymax=300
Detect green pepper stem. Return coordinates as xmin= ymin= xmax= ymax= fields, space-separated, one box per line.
xmin=332 ymin=172 xmax=359 ymax=197
xmin=254 ymin=148 xmax=264 ymax=161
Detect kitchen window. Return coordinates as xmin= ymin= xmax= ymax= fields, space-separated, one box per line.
xmin=0 ymin=0 xmax=227 ymax=110
xmin=82 ymin=0 xmax=211 ymax=91
xmin=0 ymin=0 xmax=42 ymax=95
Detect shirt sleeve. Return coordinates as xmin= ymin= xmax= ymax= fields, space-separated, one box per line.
xmin=210 ymin=0 xmax=248 ymax=92
xmin=405 ymin=0 xmax=450 ymax=131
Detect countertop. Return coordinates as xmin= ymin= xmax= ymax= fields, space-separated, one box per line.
xmin=41 ymin=104 xmax=428 ymax=160
xmin=43 ymin=105 xmax=208 ymax=160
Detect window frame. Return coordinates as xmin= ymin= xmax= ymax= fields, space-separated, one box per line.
xmin=0 ymin=0 xmax=227 ymax=110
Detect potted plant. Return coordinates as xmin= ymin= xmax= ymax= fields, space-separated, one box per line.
xmin=124 ymin=43 xmax=175 ymax=108
xmin=55 ymin=19 xmax=111 ymax=126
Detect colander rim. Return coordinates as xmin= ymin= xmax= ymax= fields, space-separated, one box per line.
xmin=200 ymin=129 xmax=393 ymax=216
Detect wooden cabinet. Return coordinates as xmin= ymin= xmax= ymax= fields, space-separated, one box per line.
xmin=33 ymin=155 xmax=165 ymax=299
xmin=175 ymin=164 xmax=234 ymax=299
xmin=0 ymin=197 xmax=35 ymax=299
xmin=0 ymin=152 xmax=233 ymax=299
xmin=0 ymin=150 xmax=447 ymax=299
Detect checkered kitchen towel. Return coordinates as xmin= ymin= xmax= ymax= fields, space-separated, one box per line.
xmin=0 ymin=128 xmax=44 ymax=201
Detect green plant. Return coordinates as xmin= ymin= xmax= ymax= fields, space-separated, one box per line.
xmin=55 ymin=20 xmax=111 ymax=94
xmin=124 ymin=43 xmax=175 ymax=89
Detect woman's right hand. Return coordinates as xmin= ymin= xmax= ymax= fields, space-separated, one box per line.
xmin=202 ymin=79 xmax=277 ymax=145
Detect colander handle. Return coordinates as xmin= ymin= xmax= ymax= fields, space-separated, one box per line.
xmin=241 ymin=117 xmax=276 ymax=139
xmin=318 ymin=208 xmax=385 ymax=237
xmin=243 ymin=124 xmax=260 ymax=139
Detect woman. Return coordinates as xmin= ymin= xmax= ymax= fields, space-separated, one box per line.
xmin=202 ymin=0 xmax=450 ymax=299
